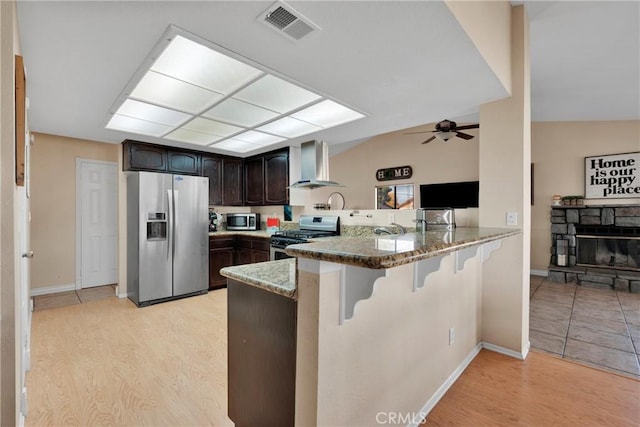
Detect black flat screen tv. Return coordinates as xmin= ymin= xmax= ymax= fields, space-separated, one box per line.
xmin=419 ymin=181 xmax=479 ymax=209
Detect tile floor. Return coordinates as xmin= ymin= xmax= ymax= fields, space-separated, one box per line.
xmin=530 ymin=275 xmax=640 ymax=379
xmin=33 ymin=284 xmax=116 ymax=311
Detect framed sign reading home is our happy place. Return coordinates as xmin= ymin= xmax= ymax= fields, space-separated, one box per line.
xmin=584 ymin=152 xmax=640 ymax=199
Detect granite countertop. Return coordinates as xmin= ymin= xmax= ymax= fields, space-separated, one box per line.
xmin=286 ymin=227 xmax=520 ymax=269
xmin=208 ymin=230 xmax=272 ymax=238
xmin=220 ymin=258 xmax=297 ymax=299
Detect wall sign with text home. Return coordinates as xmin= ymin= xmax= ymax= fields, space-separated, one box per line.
xmin=585 ymin=152 xmax=640 ymax=199
xmin=376 ymin=166 xmax=413 ymax=182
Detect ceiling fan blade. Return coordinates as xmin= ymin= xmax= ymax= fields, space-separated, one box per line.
xmin=455 ymin=131 xmax=474 ymax=140
xmin=421 ymin=136 xmax=437 ymax=144
xmin=403 ymin=130 xmax=436 ymax=135
xmin=455 ymin=124 xmax=480 ymax=130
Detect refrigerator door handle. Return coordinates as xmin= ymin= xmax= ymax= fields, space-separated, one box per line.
xmin=167 ymin=189 xmax=173 ymax=261
xmin=173 ymin=190 xmax=179 ymax=259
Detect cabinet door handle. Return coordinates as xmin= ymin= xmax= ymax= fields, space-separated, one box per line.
xmin=22 ymin=251 xmax=34 ymax=258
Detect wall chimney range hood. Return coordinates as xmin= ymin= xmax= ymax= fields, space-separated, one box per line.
xmin=290 ymin=140 xmax=343 ymax=189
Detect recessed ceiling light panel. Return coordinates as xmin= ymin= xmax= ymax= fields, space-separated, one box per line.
xmin=117 ymin=99 xmax=192 ymax=126
xmin=257 ymin=116 xmax=322 ymax=138
xmin=233 ymin=130 xmax=285 ymax=146
xmin=152 ymin=35 xmax=263 ymax=94
xmin=104 ymin=25 xmax=365 ymax=155
xmin=166 ymin=128 xmax=224 ymax=145
xmin=182 ymin=117 xmax=243 ymax=137
xmin=106 ymin=114 xmax=173 ymax=137
xmin=234 ymin=75 xmax=321 ymax=113
xmin=203 ymin=98 xmax=279 ymax=127
xmin=211 ymin=138 xmax=261 ymax=153
xmin=292 ymin=100 xmax=365 ymax=127
xmin=131 ymin=71 xmax=224 ymax=114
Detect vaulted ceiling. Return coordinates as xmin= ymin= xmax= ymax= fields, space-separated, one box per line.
xmin=16 ymin=1 xmax=639 ymax=156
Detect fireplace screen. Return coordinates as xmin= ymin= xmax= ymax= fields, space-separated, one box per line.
xmin=577 ymin=236 xmax=639 ymax=271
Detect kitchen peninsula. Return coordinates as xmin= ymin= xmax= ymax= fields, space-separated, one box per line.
xmin=221 ymin=227 xmax=520 ymax=426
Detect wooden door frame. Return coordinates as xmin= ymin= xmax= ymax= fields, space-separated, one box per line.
xmin=75 ymin=158 xmax=118 ymax=290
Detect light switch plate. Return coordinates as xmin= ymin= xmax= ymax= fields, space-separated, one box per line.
xmin=506 ymin=212 xmax=518 ymax=226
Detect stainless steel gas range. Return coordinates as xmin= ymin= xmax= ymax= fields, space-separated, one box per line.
xmin=269 ymin=215 xmax=340 ymax=261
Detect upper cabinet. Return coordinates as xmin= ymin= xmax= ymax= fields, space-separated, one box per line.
xmin=167 ymin=149 xmax=201 ymax=175
xmin=244 ymin=156 xmax=265 ymax=206
xmin=123 ymin=140 xmax=168 ymax=172
xmin=123 ymin=141 xmax=200 ymax=175
xmin=245 ymin=148 xmax=289 ymax=206
xmin=223 ymin=158 xmax=244 ymax=206
xmin=264 ymin=150 xmax=289 ymax=205
xmin=202 ymin=155 xmax=223 ymax=206
xmin=122 ymin=140 xmax=288 ymax=207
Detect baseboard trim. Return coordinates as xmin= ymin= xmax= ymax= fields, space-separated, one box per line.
xmin=409 ymin=343 xmax=483 ymax=427
xmin=118 ymin=293 xmax=128 ymax=299
xmin=30 ymin=283 xmax=76 ymax=297
xmin=530 ymin=269 xmax=548 ymax=277
xmin=481 ymin=341 xmax=530 ymax=360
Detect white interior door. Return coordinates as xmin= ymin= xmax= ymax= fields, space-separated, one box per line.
xmin=78 ymin=159 xmax=118 ymax=288
xmin=18 ymin=134 xmax=32 ymax=421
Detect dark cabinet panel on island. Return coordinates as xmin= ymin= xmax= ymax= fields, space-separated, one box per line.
xmin=228 ymin=279 xmax=296 ymax=427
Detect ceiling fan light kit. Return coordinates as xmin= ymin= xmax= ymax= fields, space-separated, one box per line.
xmin=405 ymin=119 xmax=479 ymax=145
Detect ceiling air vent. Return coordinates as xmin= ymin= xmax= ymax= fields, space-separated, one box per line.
xmin=259 ymin=1 xmax=320 ymax=41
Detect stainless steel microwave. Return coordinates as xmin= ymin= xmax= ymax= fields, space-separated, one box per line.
xmin=226 ymin=213 xmax=260 ymax=231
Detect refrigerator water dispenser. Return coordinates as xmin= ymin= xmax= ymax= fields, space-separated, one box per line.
xmin=146 ymin=212 xmax=167 ymax=240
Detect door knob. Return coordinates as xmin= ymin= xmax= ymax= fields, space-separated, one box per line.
xmin=22 ymin=251 xmax=34 ymax=258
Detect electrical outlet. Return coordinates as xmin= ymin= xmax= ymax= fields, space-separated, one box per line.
xmin=506 ymin=212 xmax=518 ymax=226
xmin=388 ymin=213 xmax=395 ymax=224
xmin=449 ymin=327 xmax=455 ymax=346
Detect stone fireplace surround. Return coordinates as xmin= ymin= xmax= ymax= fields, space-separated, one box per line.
xmin=548 ymin=205 xmax=640 ymax=292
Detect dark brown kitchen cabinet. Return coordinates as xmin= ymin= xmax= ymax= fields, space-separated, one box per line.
xmin=123 ymin=140 xmax=168 ymax=172
xmin=244 ymin=148 xmax=289 ymax=206
xmin=244 ymin=156 xmax=265 ymax=206
xmin=167 ymin=149 xmax=200 ymax=175
xmin=264 ymin=150 xmax=289 ymax=205
xmin=236 ymin=236 xmax=270 ymax=265
xmin=202 ymin=155 xmax=223 ymax=205
xmin=228 ymin=279 xmax=296 ymax=427
xmin=209 ymin=235 xmax=236 ymax=290
xmin=223 ymin=158 xmax=244 ymax=206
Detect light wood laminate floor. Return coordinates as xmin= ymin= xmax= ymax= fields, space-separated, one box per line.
xmin=426 ymin=349 xmax=640 ymax=426
xmin=26 ymin=291 xmax=233 ymax=427
xmin=27 ymin=288 xmax=640 ymax=426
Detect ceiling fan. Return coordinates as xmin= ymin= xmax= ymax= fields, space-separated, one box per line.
xmin=404 ymin=119 xmax=479 ymax=145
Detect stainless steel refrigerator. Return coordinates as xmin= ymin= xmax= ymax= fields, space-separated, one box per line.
xmin=127 ymin=171 xmax=208 ymax=306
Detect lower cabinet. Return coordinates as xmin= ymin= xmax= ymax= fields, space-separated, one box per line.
xmin=209 ymin=235 xmax=270 ymax=289
xmin=235 ymin=235 xmax=270 ymax=265
xmin=209 ymin=236 xmax=236 ymax=290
